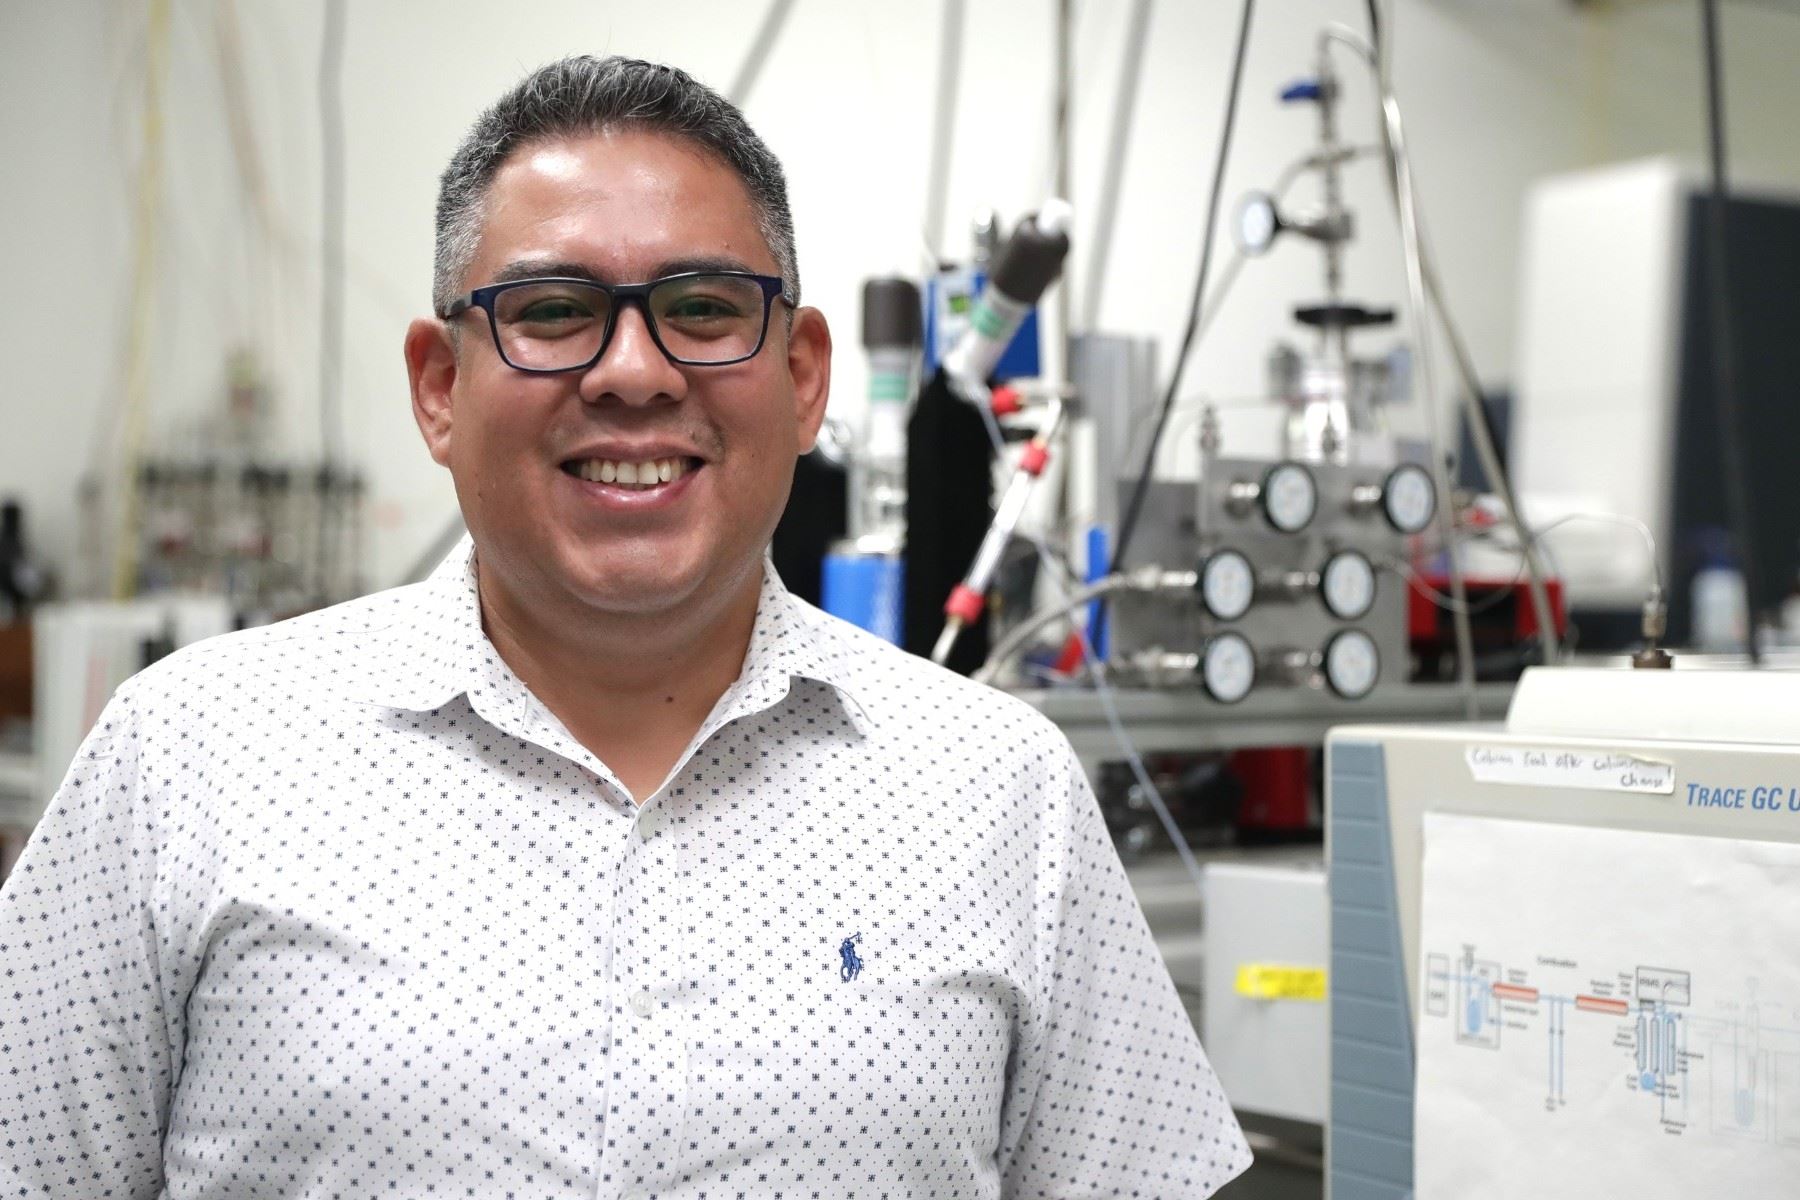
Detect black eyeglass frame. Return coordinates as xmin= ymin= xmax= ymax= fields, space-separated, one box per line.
xmin=441 ymin=270 xmax=793 ymax=372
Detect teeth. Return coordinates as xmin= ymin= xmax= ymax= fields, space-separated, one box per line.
xmin=571 ymin=457 xmax=692 ymax=490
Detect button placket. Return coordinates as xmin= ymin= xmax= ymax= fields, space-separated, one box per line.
xmin=603 ymin=794 xmax=688 ymax=1197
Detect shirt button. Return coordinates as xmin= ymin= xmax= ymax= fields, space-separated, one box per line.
xmin=630 ymin=991 xmax=655 ymax=1018
xmin=637 ymin=806 xmax=663 ymax=841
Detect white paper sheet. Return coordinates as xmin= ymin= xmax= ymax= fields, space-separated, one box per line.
xmin=1416 ymin=814 xmax=1800 ymax=1198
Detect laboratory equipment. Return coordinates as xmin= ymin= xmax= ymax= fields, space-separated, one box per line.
xmin=1202 ymin=858 xmax=1329 ymax=1125
xmin=821 ymin=276 xmax=922 ymax=642
xmin=1325 ymin=665 xmax=1800 ymax=1198
xmin=1512 ymin=159 xmax=1800 ymax=646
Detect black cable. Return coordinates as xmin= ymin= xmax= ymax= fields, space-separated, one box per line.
xmin=1109 ymin=0 xmax=1255 ymax=573
xmin=1699 ymin=0 xmax=1761 ymax=664
xmin=317 ymin=0 xmax=347 ymax=598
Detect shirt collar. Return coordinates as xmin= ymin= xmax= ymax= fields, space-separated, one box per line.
xmin=364 ymin=535 xmax=873 ymax=734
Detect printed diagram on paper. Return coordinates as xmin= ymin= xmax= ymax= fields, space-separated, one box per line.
xmin=1424 ymin=950 xmax=1791 ymax=1136
xmin=1415 ymin=814 xmax=1800 ymax=1198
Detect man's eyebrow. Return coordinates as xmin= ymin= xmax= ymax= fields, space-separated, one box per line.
xmin=487 ymin=260 xmax=604 ymax=285
xmin=653 ymin=254 xmax=761 ymax=278
xmin=482 ymin=255 xmax=768 ymax=287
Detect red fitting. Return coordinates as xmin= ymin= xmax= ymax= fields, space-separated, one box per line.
xmin=1053 ymin=631 xmax=1087 ymax=675
xmin=990 ymin=385 xmax=1023 ymax=416
xmin=1019 ymin=442 xmax=1051 ymax=476
xmin=944 ymin=583 xmax=986 ymax=625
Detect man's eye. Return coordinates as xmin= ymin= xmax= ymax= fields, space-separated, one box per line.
xmin=515 ymin=299 xmax=593 ymax=323
xmin=663 ymin=296 xmax=742 ymax=321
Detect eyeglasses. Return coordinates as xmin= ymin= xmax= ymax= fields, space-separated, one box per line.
xmin=441 ymin=271 xmax=792 ymax=372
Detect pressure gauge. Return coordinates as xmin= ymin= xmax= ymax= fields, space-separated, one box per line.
xmin=1323 ymin=629 xmax=1381 ymax=699
xmin=1199 ymin=549 xmax=1256 ymax=621
xmin=1201 ymin=633 xmax=1257 ymax=705
xmin=1236 ymin=191 xmax=1281 ymax=256
xmin=1382 ymin=463 xmax=1437 ymax=534
xmin=1320 ymin=550 xmax=1377 ymax=621
xmin=1261 ymin=462 xmax=1318 ymax=533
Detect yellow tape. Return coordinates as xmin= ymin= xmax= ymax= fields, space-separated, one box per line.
xmin=1235 ymin=963 xmax=1327 ymax=1002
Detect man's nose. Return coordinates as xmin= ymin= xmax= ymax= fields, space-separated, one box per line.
xmin=577 ymin=302 xmax=686 ymax=407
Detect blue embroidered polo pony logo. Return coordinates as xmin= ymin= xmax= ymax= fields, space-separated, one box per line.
xmin=839 ymin=933 xmax=864 ymax=982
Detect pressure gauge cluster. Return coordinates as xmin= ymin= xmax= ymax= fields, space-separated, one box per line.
xmin=1182 ymin=457 xmax=1400 ymax=705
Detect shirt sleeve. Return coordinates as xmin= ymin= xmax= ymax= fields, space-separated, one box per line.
xmin=0 ymin=684 xmax=179 ymax=1199
xmin=998 ymin=744 xmax=1253 ymax=1198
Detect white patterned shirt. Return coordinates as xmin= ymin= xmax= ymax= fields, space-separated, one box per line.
xmin=0 ymin=538 xmax=1250 ymax=1199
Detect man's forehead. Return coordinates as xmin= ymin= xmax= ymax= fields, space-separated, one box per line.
xmin=463 ymin=129 xmax=775 ymax=288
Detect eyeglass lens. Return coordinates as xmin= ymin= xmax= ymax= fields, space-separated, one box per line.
xmin=490 ymin=275 xmax=770 ymax=369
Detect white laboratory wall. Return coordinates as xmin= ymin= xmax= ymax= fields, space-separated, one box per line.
xmin=2 ymin=0 xmax=1798 ymax=592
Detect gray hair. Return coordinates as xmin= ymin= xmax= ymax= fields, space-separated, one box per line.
xmin=432 ymin=55 xmax=799 ymax=317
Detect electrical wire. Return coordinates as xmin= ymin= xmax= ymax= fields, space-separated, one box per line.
xmin=1067 ymin=615 xmax=1212 ymax=900
xmin=964 ymin=300 xmax=1211 ymax=900
xmin=1388 ymin=557 xmax=1526 ymax=618
xmin=1321 ymin=20 xmax=1562 ymax=668
xmin=1365 ymin=11 xmax=1477 ymax=719
xmin=998 ymin=513 xmax=1212 ymax=900
xmin=109 ymin=0 xmax=174 ymax=600
xmin=974 ymin=566 xmax=1200 ymax=686
xmin=963 ymin=307 xmax=1211 ymax=903
xmin=1397 ymin=512 xmax=1660 ymax=628
xmin=215 ymin=0 xmax=277 ymax=362
xmin=1699 ymin=0 xmax=1761 ymax=665
xmin=974 ymin=575 xmax=1131 ymax=684
xmin=1109 ymin=0 xmax=1255 ymax=574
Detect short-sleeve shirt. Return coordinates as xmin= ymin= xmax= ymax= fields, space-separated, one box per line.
xmin=0 ymin=538 xmax=1251 ymax=1198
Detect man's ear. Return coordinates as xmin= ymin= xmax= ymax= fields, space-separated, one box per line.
xmin=786 ymin=306 xmax=832 ymax=454
xmin=406 ymin=318 xmax=458 ymax=468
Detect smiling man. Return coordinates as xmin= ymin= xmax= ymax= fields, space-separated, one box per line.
xmin=0 ymin=57 xmax=1249 ymax=1198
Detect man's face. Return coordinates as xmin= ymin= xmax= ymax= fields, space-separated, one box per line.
xmin=407 ymin=129 xmax=830 ymax=624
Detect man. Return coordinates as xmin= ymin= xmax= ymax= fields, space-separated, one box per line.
xmin=0 ymin=57 xmax=1249 ymax=1197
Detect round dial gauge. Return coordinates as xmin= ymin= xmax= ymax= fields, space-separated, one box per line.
xmin=1236 ymin=191 xmax=1280 ymax=256
xmin=1201 ymin=633 xmax=1257 ymax=705
xmin=1382 ymin=463 xmax=1437 ymax=534
xmin=1323 ymin=629 xmax=1380 ymax=699
xmin=1199 ymin=549 xmax=1256 ymax=621
xmin=1260 ymin=462 xmax=1318 ymax=533
xmin=1320 ymin=550 xmax=1377 ymax=621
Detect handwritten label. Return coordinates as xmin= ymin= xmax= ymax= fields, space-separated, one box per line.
xmin=1465 ymin=745 xmax=1675 ymax=795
